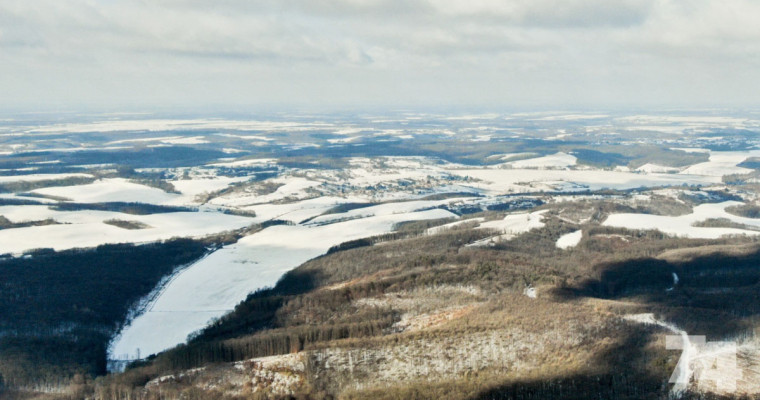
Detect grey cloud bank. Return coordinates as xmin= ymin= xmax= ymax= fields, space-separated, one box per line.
xmin=1 ymin=0 xmax=759 ymax=111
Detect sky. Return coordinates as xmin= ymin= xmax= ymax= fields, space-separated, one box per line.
xmin=1 ymin=0 xmax=760 ymax=112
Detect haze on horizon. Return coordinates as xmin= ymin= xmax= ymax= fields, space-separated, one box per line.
xmin=1 ymin=0 xmax=760 ymax=112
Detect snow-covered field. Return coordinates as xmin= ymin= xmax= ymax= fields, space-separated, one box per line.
xmin=0 ymin=173 xmax=93 ymax=183
xmin=0 ymin=205 xmax=255 ymax=254
xmin=208 ymin=177 xmax=322 ymax=207
xmin=304 ymin=199 xmax=458 ymax=226
xmin=109 ymin=207 xmax=456 ymax=360
xmin=603 ymin=201 xmax=760 ymax=239
xmin=33 ymin=178 xmax=180 ymax=204
xmin=504 ymin=152 xmax=577 ymax=169
xmin=636 ymin=163 xmax=681 ymax=174
xmin=680 ymin=151 xmax=760 ymax=177
xmin=467 ymin=210 xmax=547 ymax=247
xmin=449 ymin=168 xmax=720 ymax=194
xmin=168 ymin=176 xmax=251 ymax=205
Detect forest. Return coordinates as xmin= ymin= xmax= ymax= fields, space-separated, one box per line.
xmin=0 ymin=238 xmax=213 ymax=391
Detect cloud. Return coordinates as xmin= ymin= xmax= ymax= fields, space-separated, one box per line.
xmin=0 ymin=0 xmax=758 ymax=110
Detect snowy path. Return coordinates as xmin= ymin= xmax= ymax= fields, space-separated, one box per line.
xmin=625 ymin=313 xmax=695 ymax=395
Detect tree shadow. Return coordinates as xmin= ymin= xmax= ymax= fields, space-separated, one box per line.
xmin=555 ymin=248 xmax=760 ymax=339
xmin=186 ymin=267 xmax=321 ymax=343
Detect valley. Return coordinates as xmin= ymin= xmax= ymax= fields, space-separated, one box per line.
xmin=2 ymin=111 xmax=760 ymax=399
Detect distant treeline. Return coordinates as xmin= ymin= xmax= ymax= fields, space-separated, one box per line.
xmin=50 ymin=202 xmax=195 ymax=215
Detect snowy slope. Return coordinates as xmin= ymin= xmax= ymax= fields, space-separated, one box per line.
xmin=32 ymin=178 xmax=180 ymax=204
xmin=0 ymin=173 xmax=93 ymax=183
xmin=450 ymin=168 xmax=719 ymax=194
xmin=0 ymin=207 xmax=256 ymax=254
xmin=680 ymin=151 xmax=760 ymax=177
xmin=603 ymin=201 xmax=760 ymax=239
xmin=109 ymin=208 xmax=457 ymax=360
xmin=505 ymin=152 xmax=577 ymax=169
xmin=556 ymin=230 xmax=583 ymax=249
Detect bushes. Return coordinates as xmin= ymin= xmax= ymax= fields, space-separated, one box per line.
xmin=726 ymin=203 xmax=760 ymax=219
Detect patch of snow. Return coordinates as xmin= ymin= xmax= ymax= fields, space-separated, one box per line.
xmin=426 ymin=217 xmax=484 ymax=235
xmin=327 ymin=136 xmax=361 ymax=144
xmin=478 ymin=210 xmax=547 ymax=233
xmin=306 ymin=199 xmax=454 ymax=226
xmin=671 ymin=147 xmax=711 ymax=153
xmin=636 ymin=163 xmax=681 ymax=174
xmin=467 ymin=210 xmax=547 ymax=246
xmin=556 ymin=230 xmax=583 ymax=249
xmin=160 ymin=136 xmax=209 ymax=145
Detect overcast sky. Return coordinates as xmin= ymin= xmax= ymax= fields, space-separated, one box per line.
xmin=1 ymin=0 xmax=759 ymax=112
